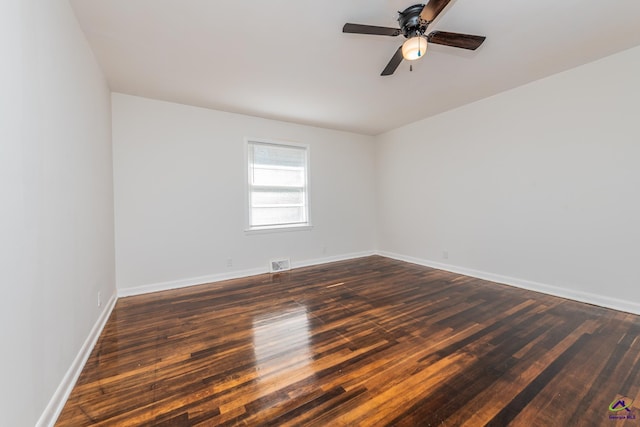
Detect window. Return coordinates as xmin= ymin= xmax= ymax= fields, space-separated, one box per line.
xmin=246 ymin=140 xmax=310 ymax=231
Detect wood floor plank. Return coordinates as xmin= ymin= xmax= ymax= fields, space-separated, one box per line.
xmin=56 ymin=256 xmax=640 ymax=426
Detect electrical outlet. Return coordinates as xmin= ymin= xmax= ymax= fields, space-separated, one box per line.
xmin=442 ymin=251 xmax=449 ymax=260
xmin=226 ymin=258 xmax=233 ymax=267
xmin=97 ymin=291 xmax=102 ymax=308
xmin=322 ymin=246 xmax=327 ymax=255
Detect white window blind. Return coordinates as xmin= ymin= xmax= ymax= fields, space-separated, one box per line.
xmin=247 ymin=141 xmax=309 ymax=230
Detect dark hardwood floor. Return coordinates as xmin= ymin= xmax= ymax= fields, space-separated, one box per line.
xmin=56 ymin=256 xmax=640 ymax=426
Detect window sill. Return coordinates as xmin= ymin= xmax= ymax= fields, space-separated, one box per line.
xmin=244 ymin=224 xmax=313 ymax=235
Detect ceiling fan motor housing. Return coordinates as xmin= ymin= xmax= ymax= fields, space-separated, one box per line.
xmin=398 ymin=4 xmax=428 ymax=38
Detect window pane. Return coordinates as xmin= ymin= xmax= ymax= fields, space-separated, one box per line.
xmin=251 ymin=206 xmax=305 ymax=226
xmin=253 ymin=144 xmax=305 ymax=168
xmin=252 ymin=166 xmax=304 ymax=187
xmin=252 ymin=188 xmax=304 ymax=206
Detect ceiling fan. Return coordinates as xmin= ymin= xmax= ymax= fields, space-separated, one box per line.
xmin=343 ymin=0 xmax=486 ymax=76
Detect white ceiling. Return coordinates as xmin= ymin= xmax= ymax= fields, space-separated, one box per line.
xmin=70 ymin=0 xmax=640 ymax=135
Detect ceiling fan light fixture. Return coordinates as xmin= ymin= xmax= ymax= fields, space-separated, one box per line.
xmin=402 ymin=35 xmax=427 ymax=60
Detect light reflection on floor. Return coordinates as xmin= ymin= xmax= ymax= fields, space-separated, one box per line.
xmin=252 ymin=304 xmax=316 ymax=405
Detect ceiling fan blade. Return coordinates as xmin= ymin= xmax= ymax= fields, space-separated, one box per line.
xmin=427 ymin=31 xmax=486 ymax=50
xmin=419 ymin=0 xmax=453 ymax=23
xmin=381 ymin=46 xmax=404 ymax=76
xmin=343 ymin=23 xmax=401 ymax=36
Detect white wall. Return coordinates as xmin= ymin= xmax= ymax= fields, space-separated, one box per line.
xmin=112 ymin=94 xmax=376 ymax=293
xmin=376 ymin=45 xmax=640 ymax=313
xmin=0 ymin=1 xmax=115 ymax=425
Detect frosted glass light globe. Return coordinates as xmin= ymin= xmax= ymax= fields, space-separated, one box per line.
xmin=402 ymin=36 xmax=428 ymax=60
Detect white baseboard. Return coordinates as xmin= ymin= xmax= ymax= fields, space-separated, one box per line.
xmin=117 ymin=250 xmax=377 ymax=298
xmin=36 ymin=293 xmax=118 ymax=427
xmin=117 ymin=267 xmax=268 ymax=298
xmin=377 ymin=250 xmax=640 ymax=315
xmin=292 ymin=250 xmax=376 ymax=270
xmin=120 ymin=250 xmax=640 ymax=314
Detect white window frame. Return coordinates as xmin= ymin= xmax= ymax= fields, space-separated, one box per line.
xmin=245 ymin=138 xmax=311 ymax=233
